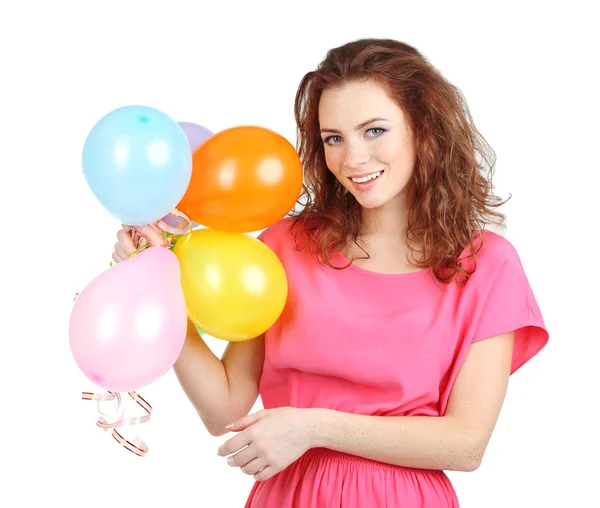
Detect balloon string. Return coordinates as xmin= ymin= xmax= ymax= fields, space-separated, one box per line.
xmin=81 ymin=391 xmax=153 ymax=457
xmin=108 ymin=209 xmax=193 ymax=267
xmin=78 ymin=209 xmax=184 ymax=456
xmin=157 ymin=209 xmax=193 ymax=250
xmin=77 ymin=209 xmax=192 ymax=454
xmin=157 ymin=209 xmax=192 ymax=236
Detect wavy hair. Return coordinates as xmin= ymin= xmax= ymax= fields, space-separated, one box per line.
xmin=289 ymin=38 xmax=509 ymax=285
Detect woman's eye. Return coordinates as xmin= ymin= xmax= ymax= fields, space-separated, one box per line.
xmin=324 ymin=135 xmax=342 ymax=145
xmin=366 ymin=128 xmax=386 ymax=137
xmin=323 ymin=128 xmax=385 ymax=145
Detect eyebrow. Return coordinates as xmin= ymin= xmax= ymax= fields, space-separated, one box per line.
xmin=320 ymin=117 xmax=388 ymax=135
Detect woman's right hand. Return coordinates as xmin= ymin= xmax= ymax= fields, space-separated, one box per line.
xmin=111 ymin=223 xmax=166 ymax=264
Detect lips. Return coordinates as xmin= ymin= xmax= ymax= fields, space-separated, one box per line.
xmin=349 ymin=170 xmax=383 ymax=183
xmin=347 ymin=169 xmax=384 ymax=192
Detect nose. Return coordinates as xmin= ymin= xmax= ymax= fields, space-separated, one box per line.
xmin=343 ymin=143 xmax=371 ymax=170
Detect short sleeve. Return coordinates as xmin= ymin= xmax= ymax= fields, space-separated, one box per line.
xmin=257 ymin=227 xmax=271 ymax=246
xmin=256 ymin=218 xmax=293 ymax=255
xmin=468 ymin=237 xmax=549 ymax=375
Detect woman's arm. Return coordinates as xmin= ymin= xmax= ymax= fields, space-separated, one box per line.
xmin=112 ymin=224 xmax=266 ymax=438
xmin=220 ymin=331 xmax=514 ymax=478
xmin=311 ymin=331 xmax=515 ymax=471
xmin=174 ymin=319 xmax=265 ymax=436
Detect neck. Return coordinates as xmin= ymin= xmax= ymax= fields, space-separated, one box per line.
xmin=360 ymin=194 xmax=410 ymax=242
xmin=346 ymin=193 xmax=425 ymax=272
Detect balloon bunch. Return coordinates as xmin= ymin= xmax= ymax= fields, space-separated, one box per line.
xmin=69 ymin=105 xmax=302 ymax=456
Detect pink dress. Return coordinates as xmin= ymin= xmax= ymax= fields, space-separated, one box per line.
xmin=244 ymin=218 xmax=549 ymax=507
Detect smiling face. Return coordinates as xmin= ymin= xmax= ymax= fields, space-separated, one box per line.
xmin=318 ymin=79 xmax=416 ymax=213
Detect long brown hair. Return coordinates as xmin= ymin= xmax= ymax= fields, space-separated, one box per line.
xmin=289 ymin=38 xmax=509 ymax=285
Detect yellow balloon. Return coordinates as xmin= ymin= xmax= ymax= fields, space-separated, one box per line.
xmin=173 ymin=228 xmax=288 ymax=341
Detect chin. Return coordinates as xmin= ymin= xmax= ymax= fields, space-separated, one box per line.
xmin=355 ymin=191 xmax=410 ymax=213
xmin=354 ymin=195 xmax=389 ymax=209
xmin=353 ymin=183 xmax=410 ymax=210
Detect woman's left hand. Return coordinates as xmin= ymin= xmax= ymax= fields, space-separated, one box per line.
xmin=217 ymin=407 xmax=319 ymax=481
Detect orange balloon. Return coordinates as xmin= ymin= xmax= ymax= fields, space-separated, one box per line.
xmin=176 ymin=126 xmax=303 ymax=232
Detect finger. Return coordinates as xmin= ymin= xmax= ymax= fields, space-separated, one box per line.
xmin=134 ymin=225 xmax=165 ymax=247
xmin=114 ymin=241 xmax=129 ymax=260
xmin=218 ymin=432 xmax=252 ymax=457
xmin=241 ymin=458 xmax=268 ymax=476
xmin=253 ymin=465 xmax=276 ymax=482
xmin=117 ymin=226 xmax=134 ymax=242
xmin=112 ymin=251 xmax=124 ymax=264
xmin=116 ymin=229 xmax=136 ymax=256
xmin=227 ymin=445 xmax=257 ymax=468
xmin=149 ymin=222 xmax=166 ymax=235
xmin=225 ymin=410 xmax=265 ymax=432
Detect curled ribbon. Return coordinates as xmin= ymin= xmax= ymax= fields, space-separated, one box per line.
xmin=77 ymin=210 xmax=191 ymax=455
xmin=157 ymin=209 xmax=193 ymax=237
xmin=130 ymin=209 xmax=193 ymax=252
xmin=81 ymin=391 xmax=153 ymax=457
xmin=108 ymin=209 xmax=193 ymax=266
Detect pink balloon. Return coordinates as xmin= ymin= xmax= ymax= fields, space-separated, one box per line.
xmin=69 ymin=247 xmax=187 ymax=392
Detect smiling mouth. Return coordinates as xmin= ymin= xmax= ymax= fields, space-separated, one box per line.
xmin=350 ymin=170 xmax=383 ymax=183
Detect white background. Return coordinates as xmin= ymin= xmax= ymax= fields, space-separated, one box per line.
xmin=1 ymin=1 xmax=598 ymax=507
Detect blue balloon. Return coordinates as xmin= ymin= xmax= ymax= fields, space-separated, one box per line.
xmin=82 ymin=105 xmax=192 ymax=225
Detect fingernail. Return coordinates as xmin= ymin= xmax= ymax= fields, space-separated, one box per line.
xmin=225 ymin=423 xmax=235 ymax=430
xmin=227 ymin=457 xmax=234 ymax=466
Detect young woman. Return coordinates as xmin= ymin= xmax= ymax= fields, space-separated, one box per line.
xmin=112 ymin=38 xmax=549 ymax=507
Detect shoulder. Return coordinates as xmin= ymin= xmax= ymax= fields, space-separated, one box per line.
xmin=461 ymin=229 xmax=526 ymax=288
xmin=475 ymin=229 xmax=522 ymax=267
xmin=257 ymin=217 xmax=320 ymax=276
xmin=257 ymin=217 xmax=295 ymax=250
xmin=457 ymin=229 xmax=521 ymax=268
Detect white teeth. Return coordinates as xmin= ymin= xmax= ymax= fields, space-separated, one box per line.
xmin=352 ymin=171 xmax=382 ymax=183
